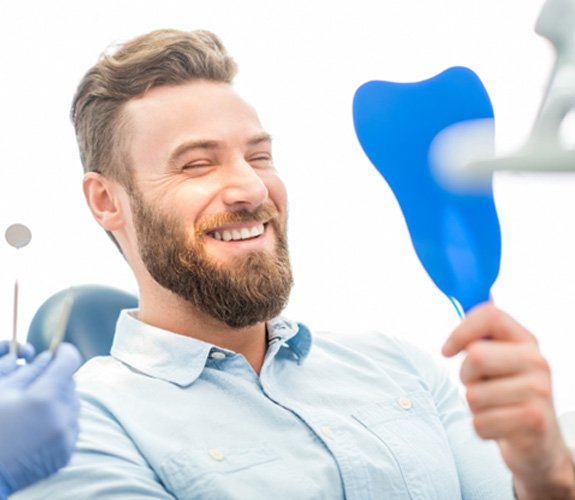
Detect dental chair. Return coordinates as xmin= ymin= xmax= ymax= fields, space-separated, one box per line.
xmin=26 ymin=284 xmax=138 ymax=362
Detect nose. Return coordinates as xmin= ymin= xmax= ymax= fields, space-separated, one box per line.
xmin=221 ymin=160 xmax=269 ymax=211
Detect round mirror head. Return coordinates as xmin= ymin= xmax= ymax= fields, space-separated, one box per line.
xmin=5 ymin=223 xmax=32 ymax=249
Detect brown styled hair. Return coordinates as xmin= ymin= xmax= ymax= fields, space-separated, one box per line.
xmin=71 ymin=29 xmax=238 ymax=189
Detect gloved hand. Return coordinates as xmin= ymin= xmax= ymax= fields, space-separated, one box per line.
xmin=0 ymin=341 xmax=35 ymax=377
xmin=0 ymin=343 xmax=82 ymax=498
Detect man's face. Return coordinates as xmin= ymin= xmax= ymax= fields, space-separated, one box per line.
xmin=123 ymin=81 xmax=292 ymax=328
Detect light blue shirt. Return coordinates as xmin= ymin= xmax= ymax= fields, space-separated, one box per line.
xmin=14 ymin=310 xmax=512 ymax=499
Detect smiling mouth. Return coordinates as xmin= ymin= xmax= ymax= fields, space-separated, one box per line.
xmin=208 ymin=223 xmax=266 ymax=242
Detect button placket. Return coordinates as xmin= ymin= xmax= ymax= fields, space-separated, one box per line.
xmin=262 ymin=380 xmax=272 ymax=392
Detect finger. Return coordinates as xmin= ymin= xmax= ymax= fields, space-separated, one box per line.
xmin=459 ymin=341 xmax=549 ymax=384
xmin=0 ymin=353 xmax=18 ymax=376
xmin=52 ymin=343 xmax=83 ymax=375
xmin=0 ymin=341 xmax=9 ymax=356
xmin=17 ymin=342 xmax=36 ymax=361
xmin=1 ymin=349 xmax=55 ymax=388
xmin=472 ymin=403 xmax=551 ymax=441
xmin=443 ymin=303 xmax=536 ymax=357
xmin=30 ymin=343 xmax=82 ymax=392
xmin=0 ymin=341 xmax=35 ymax=360
xmin=466 ymin=373 xmax=552 ymax=412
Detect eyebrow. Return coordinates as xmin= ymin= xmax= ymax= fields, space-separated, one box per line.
xmin=168 ymin=132 xmax=273 ymax=167
xmin=247 ymin=132 xmax=273 ymax=146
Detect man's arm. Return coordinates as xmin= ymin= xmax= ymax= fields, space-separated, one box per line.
xmin=443 ymin=303 xmax=575 ymax=499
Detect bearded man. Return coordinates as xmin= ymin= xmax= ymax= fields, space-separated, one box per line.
xmin=13 ymin=29 xmax=575 ymax=499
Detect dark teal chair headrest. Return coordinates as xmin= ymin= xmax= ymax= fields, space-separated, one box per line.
xmin=26 ymin=285 xmax=138 ymax=361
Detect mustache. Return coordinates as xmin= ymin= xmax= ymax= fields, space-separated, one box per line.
xmin=195 ymin=203 xmax=280 ymax=235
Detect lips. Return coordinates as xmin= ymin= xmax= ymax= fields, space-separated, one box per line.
xmin=208 ymin=223 xmax=265 ymax=242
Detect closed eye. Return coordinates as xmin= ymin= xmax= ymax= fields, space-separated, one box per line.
xmin=249 ymin=154 xmax=273 ymax=167
xmin=182 ymin=162 xmax=211 ymax=169
xmin=181 ymin=161 xmax=214 ymax=176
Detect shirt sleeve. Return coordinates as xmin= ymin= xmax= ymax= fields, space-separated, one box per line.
xmin=392 ymin=337 xmax=515 ymax=499
xmin=11 ymin=397 xmax=176 ymax=499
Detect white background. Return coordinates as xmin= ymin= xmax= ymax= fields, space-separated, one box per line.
xmin=1 ymin=0 xmax=575 ymax=414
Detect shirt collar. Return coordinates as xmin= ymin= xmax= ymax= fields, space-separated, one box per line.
xmin=267 ymin=316 xmax=312 ymax=362
xmin=111 ymin=310 xmax=312 ymax=387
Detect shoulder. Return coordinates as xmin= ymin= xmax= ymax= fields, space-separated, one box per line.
xmin=302 ymin=325 xmax=456 ymax=399
xmin=75 ymin=355 xmax=134 ymax=388
xmin=74 ymin=355 xmax=156 ymax=411
xmin=311 ymin=328 xmax=439 ymax=374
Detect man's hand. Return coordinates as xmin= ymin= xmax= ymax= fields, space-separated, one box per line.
xmin=442 ymin=303 xmax=575 ymax=499
xmin=0 ymin=343 xmax=82 ymax=498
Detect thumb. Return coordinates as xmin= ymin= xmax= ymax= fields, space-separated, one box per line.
xmin=30 ymin=343 xmax=83 ymax=392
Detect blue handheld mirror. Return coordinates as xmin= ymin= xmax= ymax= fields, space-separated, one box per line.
xmin=353 ymin=67 xmax=501 ymax=314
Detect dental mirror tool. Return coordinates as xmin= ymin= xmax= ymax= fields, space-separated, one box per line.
xmin=49 ymin=287 xmax=75 ymax=353
xmin=460 ymin=0 xmax=575 ymax=177
xmin=5 ymin=223 xmax=32 ymax=355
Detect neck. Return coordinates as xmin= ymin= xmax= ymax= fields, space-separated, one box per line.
xmin=137 ymin=286 xmax=268 ymax=374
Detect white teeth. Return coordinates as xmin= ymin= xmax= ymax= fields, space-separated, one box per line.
xmin=211 ymin=223 xmax=265 ymax=241
xmin=251 ymin=224 xmax=264 ymax=237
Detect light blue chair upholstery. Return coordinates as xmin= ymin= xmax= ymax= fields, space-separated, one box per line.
xmin=26 ymin=285 xmax=138 ymax=361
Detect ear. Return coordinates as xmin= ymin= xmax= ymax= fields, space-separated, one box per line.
xmin=83 ymin=172 xmax=128 ymax=232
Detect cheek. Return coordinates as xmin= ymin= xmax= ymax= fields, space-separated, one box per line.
xmin=163 ymin=182 xmax=217 ymax=222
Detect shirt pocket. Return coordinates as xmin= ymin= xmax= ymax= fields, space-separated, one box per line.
xmin=351 ymin=391 xmax=461 ymax=499
xmin=160 ymin=443 xmax=281 ymax=500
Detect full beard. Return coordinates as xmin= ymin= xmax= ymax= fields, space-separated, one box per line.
xmin=130 ymin=192 xmax=293 ymax=329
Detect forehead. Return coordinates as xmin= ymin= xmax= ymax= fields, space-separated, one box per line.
xmin=123 ymin=81 xmax=266 ymax=165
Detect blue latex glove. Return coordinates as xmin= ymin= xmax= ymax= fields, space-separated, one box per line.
xmin=0 ymin=342 xmax=35 ymax=377
xmin=0 ymin=343 xmax=82 ymax=498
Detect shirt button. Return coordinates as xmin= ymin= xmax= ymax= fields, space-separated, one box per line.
xmin=320 ymin=426 xmax=334 ymax=439
xmin=210 ymin=351 xmax=226 ymax=360
xmin=397 ymin=396 xmax=412 ymax=410
xmin=208 ymin=448 xmax=225 ymax=461
xmin=262 ymin=381 xmax=272 ymax=391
